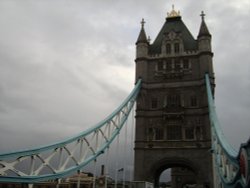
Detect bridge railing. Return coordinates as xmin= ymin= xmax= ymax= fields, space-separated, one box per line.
xmin=205 ymin=74 xmax=250 ymax=188
xmin=0 ymin=79 xmax=142 ymax=183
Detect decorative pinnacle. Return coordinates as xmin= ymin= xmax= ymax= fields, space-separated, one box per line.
xmin=167 ymin=4 xmax=181 ymax=18
xmin=141 ymin=18 xmax=145 ymax=28
xmin=200 ymin=11 xmax=206 ymax=21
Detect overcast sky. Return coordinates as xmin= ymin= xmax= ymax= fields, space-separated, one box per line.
xmin=0 ymin=0 xmax=249 ymax=157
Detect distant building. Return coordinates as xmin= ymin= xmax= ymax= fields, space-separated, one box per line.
xmin=0 ymin=172 xmax=133 ymax=188
xmin=0 ymin=172 xmax=94 ymax=188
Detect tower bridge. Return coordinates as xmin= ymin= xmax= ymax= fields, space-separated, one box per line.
xmin=0 ymin=7 xmax=249 ymax=188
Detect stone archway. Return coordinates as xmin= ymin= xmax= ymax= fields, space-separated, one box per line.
xmin=148 ymin=158 xmax=201 ymax=188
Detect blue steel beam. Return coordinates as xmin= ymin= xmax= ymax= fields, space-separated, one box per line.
xmin=0 ymin=79 xmax=142 ymax=183
xmin=205 ymin=74 xmax=250 ymax=188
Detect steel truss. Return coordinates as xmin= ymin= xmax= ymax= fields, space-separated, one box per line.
xmin=0 ymin=80 xmax=141 ymax=183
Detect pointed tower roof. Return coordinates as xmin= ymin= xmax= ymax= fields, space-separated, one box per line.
xmin=198 ymin=11 xmax=211 ymax=38
xmin=149 ymin=7 xmax=197 ymax=54
xmin=136 ymin=18 xmax=148 ymax=45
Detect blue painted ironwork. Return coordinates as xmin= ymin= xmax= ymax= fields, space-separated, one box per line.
xmin=205 ymin=74 xmax=250 ymax=188
xmin=0 ymin=79 xmax=142 ymax=183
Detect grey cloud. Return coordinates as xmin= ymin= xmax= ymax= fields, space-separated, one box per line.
xmin=0 ymin=0 xmax=249 ymax=155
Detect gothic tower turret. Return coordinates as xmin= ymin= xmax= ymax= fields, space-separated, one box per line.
xmin=198 ymin=11 xmax=214 ymax=76
xmin=136 ymin=18 xmax=149 ymax=58
xmin=198 ymin=11 xmax=211 ymax=52
xmin=135 ymin=18 xmax=149 ymax=81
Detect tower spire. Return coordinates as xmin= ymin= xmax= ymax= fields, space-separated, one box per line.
xmin=198 ymin=11 xmax=211 ymax=38
xmin=200 ymin=11 xmax=205 ymax=21
xmin=136 ymin=18 xmax=148 ymax=44
xmin=141 ymin=18 xmax=145 ymax=28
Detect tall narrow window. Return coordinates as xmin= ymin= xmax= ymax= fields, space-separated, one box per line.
xmin=166 ymin=43 xmax=171 ymax=54
xmin=174 ymin=43 xmax=180 ymax=53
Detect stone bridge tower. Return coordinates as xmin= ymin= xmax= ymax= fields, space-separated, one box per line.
xmin=134 ymin=7 xmax=214 ymax=188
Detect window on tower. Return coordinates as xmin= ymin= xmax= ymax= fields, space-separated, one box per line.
xmin=174 ymin=43 xmax=180 ymax=54
xmin=166 ymin=43 xmax=171 ymax=54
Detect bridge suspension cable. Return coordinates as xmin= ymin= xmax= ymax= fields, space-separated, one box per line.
xmin=205 ymin=74 xmax=250 ymax=188
xmin=0 ymin=79 xmax=142 ymax=183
